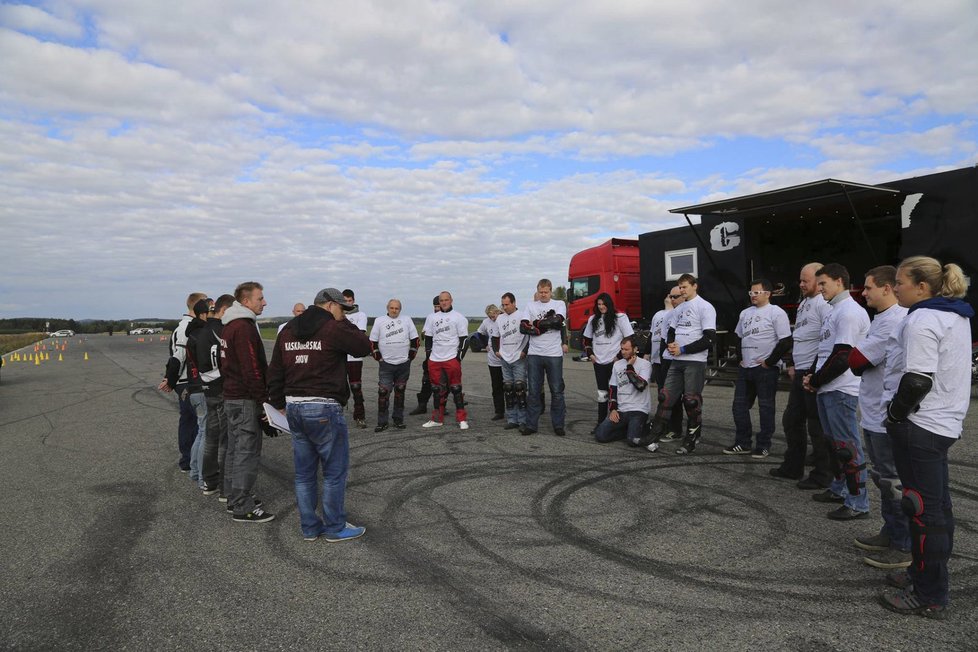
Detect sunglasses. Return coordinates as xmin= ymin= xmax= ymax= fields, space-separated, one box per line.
xmin=668 ymin=295 xmax=681 ymax=299
xmin=748 ymin=290 xmax=770 ymax=297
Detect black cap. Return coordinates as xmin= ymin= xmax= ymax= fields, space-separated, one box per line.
xmin=193 ymin=298 xmax=212 ymax=317
xmin=432 ymin=295 xmax=440 ymax=306
xmin=314 ymin=288 xmax=355 ymax=312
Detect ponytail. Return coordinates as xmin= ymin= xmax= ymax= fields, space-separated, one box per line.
xmin=941 ymin=263 xmax=968 ymax=299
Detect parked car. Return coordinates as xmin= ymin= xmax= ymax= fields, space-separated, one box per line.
xmin=49 ymin=329 xmax=74 ymax=337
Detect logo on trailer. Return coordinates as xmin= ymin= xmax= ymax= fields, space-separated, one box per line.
xmin=709 ymin=222 xmax=741 ymax=251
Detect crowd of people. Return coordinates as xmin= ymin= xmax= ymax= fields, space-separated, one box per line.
xmin=159 ymin=259 xmax=971 ymax=620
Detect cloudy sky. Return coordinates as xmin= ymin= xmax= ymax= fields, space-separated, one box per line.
xmin=1 ymin=1 xmax=976 ymax=320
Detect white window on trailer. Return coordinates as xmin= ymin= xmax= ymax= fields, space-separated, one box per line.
xmin=665 ymin=248 xmax=697 ymax=280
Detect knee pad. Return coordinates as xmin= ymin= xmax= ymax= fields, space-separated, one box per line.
xmin=393 ymin=381 xmax=407 ymax=395
xmin=596 ymin=389 xmax=608 ymax=403
xmin=450 ymin=384 xmax=465 ymax=408
xmin=878 ymin=476 xmax=902 ymax=503
xmin=515 ymin=380 xmax=528 ymax=409
xmin=350 ymin=382 xmax=363 ymax=394
xmin=377 ymin=385 xmax=390 ymax=409
xmin=503 ymin=383 xmax=516 ymax=408
xmin=682 ymin=393 xmax=702 ymax=418
xmin=833 ymin=441 xmax=864 ymax=495
xmin=901 ymin=488 xmax=924 ymax=519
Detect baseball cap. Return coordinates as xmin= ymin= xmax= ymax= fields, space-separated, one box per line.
xmin=314 ymin=288 xmax=356 ymax=311
xmin=193 ymin=298 xmax=213 ymax=316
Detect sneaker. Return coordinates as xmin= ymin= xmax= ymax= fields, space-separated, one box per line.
xmin=201 ymin=483 xmax=219 ymax=496
xmin=233 ymin=507 xmax=275 ymax=523
xmin=864 ymin=549 xmax=912 ymax=569
xmin=797 ymin=476 xmax=829 ymax=490
xmin=645 ymin=442 xmax=660 ymax=453
xmin=854 ymin=532 xmax=891 ymax=552
xmin=303 ymin=532 xmax=320 ymax=542
xmin=827 ymin=506 xmax=869 ymax=521
xmin=519 ymin=427 xmax=536 ymax=436
xmin=491 ymin=413 xmax=505 ymax=421
xmin=878 ymin=589 xmax=946 ymax=620
xmin=422 ymin=420 xmax=444 ymax=428
xmin=355 ymin=419 xmax=367 ymax=429
xmin=323 ymin=523 xmax=366 ymax=542
xmin=769 ymin=467 xmax=802 ymax=480
xmin=812 ymin=489 xmax=845 ymax=503
xmin=393 ymin=420 xmax=406 ymax=429
xmin=226 ymin=504 xmax=233 ymax=514
xmin=408 ymin=404 xmax=428 ymax=416
xmin=554 ymin=427 xmax=566 ymax=437
xmin=723 ymin=445 xmax=752 ymax=455
xmin=218 ymin=494 xmax=228 ymax=503
xmin=459 ymin=421 xmax=469 ymax=430
xmin=178 ymin=465 xmax=190 ymax=473
xmin=750 ymin=448 xmax=769 ymax=459
xmin=675 ymin=440 xmax=696 ymax=455
xmin=374 ymin=423 xmax=389 ymax=433
xmin=661 ymin=431 xmax=682 ymax=441
xmin=504 ymin=422 xmax=520 ymax=430
xmin=885 ymin=569 xmax=912 ymax=590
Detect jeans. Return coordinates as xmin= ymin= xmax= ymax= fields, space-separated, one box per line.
xmin=488 ymin=365 xmax=505 ymax=416
xmin=593 ymin=362 xmax=614 ymax=426
xmin=286 ymin=401 xmax=351 ymax=538
xmin=175 ymin=383 xmax=198 ymax=469
xmin=595 ymin=411 xmax=648 ymax=443
xmin=500 ymin=357 xmax=527 ymax=426
xmin=864 ymin=428 xmax=911 ymax=551
xmin=526 ymin=355 xmax=565 ymax=431
xmin=377 ymin=360 xmax=411 ymax=425
xmin=888 ymin=421 xmax=955 ymax=606
xmin=225 ymin=398 xmax=263 ymax=515
xmin=731 ymin=365 xmax=779 ymax=450
xmin=202 ymin=395 xmax=227 ymax=490
xmin=188 ymin=391 xmax=207 ymax=484
xmin=779 ymin=372 xmax=832 ymax=483
xmin=816 ymin=391 xmax=869 ymax=512
xmin=654 ymin=360 xmax=705 ymax=440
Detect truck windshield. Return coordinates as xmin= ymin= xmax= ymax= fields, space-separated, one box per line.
xmin=569 ymin=276 xmax=600 ymax=302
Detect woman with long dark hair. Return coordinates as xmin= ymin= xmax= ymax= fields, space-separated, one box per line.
xmin=879 ymin=256 xmax=973 ymax=619
xmin=582 ymin=292 xmax=634 ymax=431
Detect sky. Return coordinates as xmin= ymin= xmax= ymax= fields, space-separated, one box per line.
xmin=1 ymin=0 xmax=976 ymax=320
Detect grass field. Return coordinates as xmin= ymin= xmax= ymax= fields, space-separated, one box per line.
xmin=0 ymin=333 xmax=48 ymax=357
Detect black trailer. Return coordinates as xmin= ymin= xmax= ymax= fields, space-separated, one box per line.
xmin=637 ymin=165 xmax=978 ymax=370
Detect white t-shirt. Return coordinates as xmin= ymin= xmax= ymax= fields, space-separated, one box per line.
xmin=583 ymin=313 xmax=634 ymax=364
xmin=670 ymin=295 xmax=717 ymax=363
xmin=855 ymin=304 xmax=908 ymax=432
xmin=346 ymin=310 xmax=368 ymax=362
xmin=369 ymin=314 xmax=419 ymax=365
xmin=428 ymin=310 xmax=469 ymax=362
xmin=648 ymin=309 xmax=668 ymax=364
xmin=814 ymin=294 xmax=869 ymax=396
xmin=903 ymin=308 xmax=972 ymax=439
xmin=524 ymin=299 xmax=567 ymax=357
xmin=792 ymin=294 xmax=830 ymax=369
xmin=477 ymin=317 xmax=502 ymax=367
xmin=610 ymin=357 xmax=653 ymax=414
xmin=735 ymin=303 xmax=791 ymax=368
xmin=494 ymin=309 xmax=528 ymax=364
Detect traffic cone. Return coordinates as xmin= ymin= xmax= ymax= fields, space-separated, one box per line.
xmin=84 ymin=352 xmax=89 ymax=361
xmin=45 ymin=352 xmax=50 ymax=360
xmin=35 ymin=355 xmax=40 ymax=366
xmin=59 ymin=353 xmax=63 ymax=361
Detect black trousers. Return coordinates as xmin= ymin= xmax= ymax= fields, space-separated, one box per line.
xmin=488 ymin=365 xmax=505 ymax=415
xmin=779 ymin=372 xmax=832 ymax=483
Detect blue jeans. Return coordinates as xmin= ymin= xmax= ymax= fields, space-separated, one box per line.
xmin=286 ymin=401 xmax=351 ymax=538
xmin=595 ymin=411 xmax=647 ymax=443
xmin=526 ymin=355 xmax=565 ymax=431
xmin=732 ymin=365 xmax=779 ymax=450
xmin=500 ymin=357 xmax=527 ymax=426
xmin=864 ymin=428 xmax=910 ymax=551
xmin=175 ymin=383 xmax=198 ymax=469
xmin=888 ymin=421 xmax=955 ymax=606
xmin=817 ymin=391 xmax=869 ymax=512
xmin=188 ymin=391 xmax=207 ymax=485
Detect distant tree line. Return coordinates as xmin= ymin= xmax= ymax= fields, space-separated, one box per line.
xmin=0 ymin=318 xmax=180 ymax=335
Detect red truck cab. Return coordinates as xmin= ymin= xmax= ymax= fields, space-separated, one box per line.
xmin=567 ymin=238 xmax=642 ymax=347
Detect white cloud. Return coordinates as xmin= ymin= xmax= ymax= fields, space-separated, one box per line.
xmin=0 ymin=3 xmax=83 ymax=39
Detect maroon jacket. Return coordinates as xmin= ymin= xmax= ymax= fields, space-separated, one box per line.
xmin=267 ymin=306 xmax=372 ymax=409
xmin=221 ymin=305 xmax=268 ymax=402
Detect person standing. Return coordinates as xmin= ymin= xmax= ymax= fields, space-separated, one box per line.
xmin=645 ymin=287 xmax=685 ymax=439
xmin=647 ymin=274 xmax=717 ymax=455
xmin=369 ymin=298 xmax=419 ymax=432
xmin=267 ymin=288 xmax=372 ymax=542
xmin=803 ymin=263 xmax=870 ymax=520
xmin=723 ymin=278 xmax=792 ymax=458
xmin=158 ymin=291 xmax=208 ymax=472
xmin=194 ymin=294 xmax=234 ymax=499
xmin=221 ymin=281 xmax=274 ymax=523
xmin=342 ymin=290 xmax=368 ymax=428
xmin=594 ymin=337 xmax=652 ymax=446
xmin=423 ymin=291 xmax=470 ymax=430
xmin=492 ymin=293 xmax=529 ymax=430
xmin=409 ymin=296 xmax=442 ymax=416
xmin=582 ymin=292 xmax=634 ymax=433
xmin=847 ymin=266 xmax=910 ymax=569
xmin=878 ymin=257 xmax=972 ymax=619
xmin=520 ymin=279 xmax=568 ymax=437
xmin=772 ymin=263 xmax=834 ymax=488
xmin=277 ymin=303 xmax=306 ymax=335
xmin=475 ymin=304 xmax=506 ymax=420
xmin=184 ymin=298 xmax=214 ymax=488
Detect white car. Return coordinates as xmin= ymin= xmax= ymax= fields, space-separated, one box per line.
xmin=49 ymin=329 xmax=75 ymax=337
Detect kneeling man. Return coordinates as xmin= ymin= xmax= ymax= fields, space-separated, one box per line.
xmin=594 ymin=337 xmax=652 ymax=447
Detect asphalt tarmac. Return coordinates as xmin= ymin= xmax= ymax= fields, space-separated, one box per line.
xmin=2 ymin=334 xmax=977 ymax=650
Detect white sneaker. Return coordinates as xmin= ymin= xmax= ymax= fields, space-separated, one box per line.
xmin=459 ymin=421 xmax=469 ymax=430
xmin=422 ymin=420 xmax=444 ymax=428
